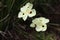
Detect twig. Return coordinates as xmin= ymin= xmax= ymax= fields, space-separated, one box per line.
xmin=0 ymin=31 xmax=7 ymax=39
xmin=0 ymin=14 xmax=9 ymax=22
xmin=48 ymin=23 xmax=60 ymax=27
xmin=7 ymin=31 xmax=13 ymax=38
xmin=8 ymin=0 xmax=15 ymax=13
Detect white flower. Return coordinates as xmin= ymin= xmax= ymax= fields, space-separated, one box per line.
xmin=18 ymin=2 xmax=36 ymax=21
xmin=30 ymin=17 xmax=49 ymax=32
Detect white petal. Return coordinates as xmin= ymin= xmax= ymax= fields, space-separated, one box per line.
xmin=28 ymin=9 xmax=36 ymax=17
xmin=20 ymin=3 xmax=33 ymax=13
xmin=42 ymin=19 xmax=49 ymax=24
xmin=25 ymin=2 xmax=33 ymax=10
xmin=21 ymin=6 xmax=27 ymax=13
xmin=39 ymin=17 xmax=45 ymax=23
xmin=22 ymin=15 xmax=27 ymax=21
xmin=35 ymin=26 xmax=42 ymax=32
xmin=44 ymin=19 xmax=49 ymax=23
xmin=30 ymin=23 xmax=35 ymax=28
xmin=32 ymin=18 xmax=40 ymax=24
xmin=41 ymin=24 xmax=47 ymax=31
xmin=32 ymin=18 xmax=38 ymax=22
xmin=39 ymin=17 xmax=49 ymax=24
xmin=18 ymin=12 xmax=23 ymax=18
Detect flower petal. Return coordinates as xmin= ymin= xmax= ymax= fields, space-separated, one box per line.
xmin=41 ymin=24 xmax=47 ymax=31
xmin=32 ymin=18 xmax=40 ymax=24
xmin=22 ymin=15 xmax=27 ymax=21
xmin=28 ymin=9 xmax=36 ymax=17
xmin=44 ymin=19 xmax=49 ymax=23
xmin=21 ymin=2 xmax=33 ymax=13
xmin=35 ymin=26 xmax=42 ymax=32
xmin=20 ymin=6 xmax=27 ymax=13
xmin=18 ymin=12 xmax=23 ymax=18
xmin=39 ymin=17 xmax=49 ymax=24
xmin=30 ymin=23 xmax=35 ymax=28
xmin=25 ymin=2 xmax=33 ymax=10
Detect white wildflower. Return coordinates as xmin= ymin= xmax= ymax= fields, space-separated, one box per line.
xmin=30 ymin=17 xmax=49 ymax=32
xmin=18 ymin=2 xmax=36 ymax=21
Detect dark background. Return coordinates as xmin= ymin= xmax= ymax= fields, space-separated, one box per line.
xmin=0 ymin=0 xmax=60 ymax=40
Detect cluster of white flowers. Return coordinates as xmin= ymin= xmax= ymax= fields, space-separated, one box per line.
xmin=18 ymin=2 xmax=36 ymax=21
xmin=30 ymin=17 xmax=49 ymax=32
xmin=18 ymin=2 xmax=49 ymax=32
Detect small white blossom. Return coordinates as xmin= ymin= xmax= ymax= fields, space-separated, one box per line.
xmin=18 ymin=2 xmax=36 ymax=21
xmin=30 ymin=17 xmax=49 ymax=32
